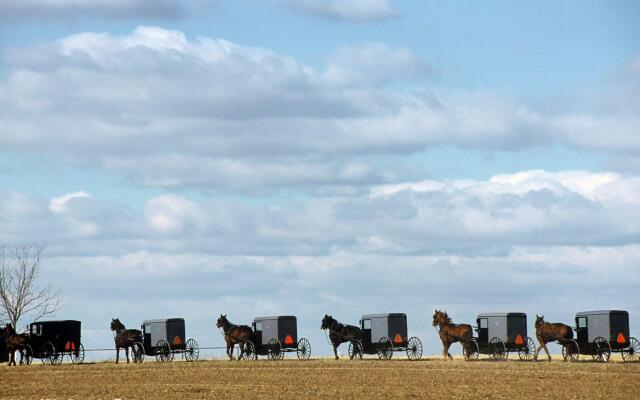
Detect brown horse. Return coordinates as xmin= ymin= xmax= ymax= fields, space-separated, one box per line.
xmin=110 ymin=318 xmax=142 ymax=364
xmin=3 ymin=323 xmax=29 ymax=366
xmin=216 ymin=314 xmax=254 ymax=360
xmin=432 ymin=310 xmax=473 ymax=360
xmin=534 ymin=315 xmax=574 ymax=361
xmin=321 ymin=314 xmax=363 ymax=360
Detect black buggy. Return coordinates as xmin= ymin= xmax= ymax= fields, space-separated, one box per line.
xmin=242 ymin=316 xmax=311 ymax=360
xmin=140 ymin=318 xmax=199 ymax=362
xmin=349 ymin=313 xmax=423 ymax=360
xmin=464 ymin=313 xmax=535 ymax=361
xmin=23 ymin=320 xmax=84 ymax=364
xmin=564 ymin=310 xmax=640 ymax=363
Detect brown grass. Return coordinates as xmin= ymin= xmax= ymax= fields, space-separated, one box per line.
xmin=1 ymin=357 xmax=639 ymax=399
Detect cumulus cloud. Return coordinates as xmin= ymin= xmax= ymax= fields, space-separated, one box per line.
xmin=273 ymin=0 xmax=397 ymax=21
xmin=0 ymin=27 xmax=638 ymax=191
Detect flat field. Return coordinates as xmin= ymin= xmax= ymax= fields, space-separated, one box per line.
xmin=1 ymin=358 xmax=639 ymax=399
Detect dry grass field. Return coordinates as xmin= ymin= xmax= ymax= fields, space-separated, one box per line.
xmin=1 ymin=358 xmax=639 ymax=399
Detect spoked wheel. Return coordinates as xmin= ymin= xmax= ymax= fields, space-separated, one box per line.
xmin=622 ymin=337 xmax=640 ymax=363
xmin=406 ymin=337 xmax=423 ymax=361
xmin=348 ymin=340 xmax=363 ymax=360
xmin=296 ymin=338 xmax=311 ymax=360
xmin=463 ymin=339 xmax=479 ymax=361
xmin=133 ymin=342 xmax=145 ymax=363
xmin=562 ymin=339 xmax=580 ymax=362
xmin=155 ymin=339 xmax=173 ymax=362
xmin=593 ymin=337 xmax=611 ymax=363
xmin=377 ymin=337 xmax=394 ymax=360
xmin=518 ymin=337 xmax=536 ymax=361
xmin=267 ymin=338 xmax=283 ymax=361
xmin=42 ymin=341 xmax=58 ymax=365
xmin=22 ymin=345 xmax=33 ymax=365
xmin=71 ymin=343 xmax=85 ymax=364
xmin=240 ymin=340 xmax=257 ymax=360
xmin=183 ymin=339 xmax=199 ymax=362
xmin=489 ymin=337 xmax=507 ymax=361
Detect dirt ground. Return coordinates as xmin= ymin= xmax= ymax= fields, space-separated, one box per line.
xmin=1 ymin=357 xmax=639 ymax=399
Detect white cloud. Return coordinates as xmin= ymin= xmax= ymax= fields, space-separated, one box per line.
xmin=274 ymin=0 xmax=397 ymax=21
xmin=0 ymin=27 xmax=639 ymax=191
xmin=49 ymin=191 xmax=91 ymax=213
xmin=144 ymin=194 xmax=206 ymax=235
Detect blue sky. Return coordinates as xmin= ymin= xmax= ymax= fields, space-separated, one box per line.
xmin=0 ymin=0 xmax=639 ymax=358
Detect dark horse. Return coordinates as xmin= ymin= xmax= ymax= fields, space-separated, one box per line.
xmin=216 ymin=314 xmax=254 ymax=360
xmin=110 ymin=318 xmax=142 ymax=364
xmin=432 ymin=310 xmax=473 ymax=360
xmin=3 ymin=323 xmax=29 ymax=366
xmin=534 ymin=315 xmax=573 ymax=361
xmin=321 ymin=314 xmax=363 ymax=360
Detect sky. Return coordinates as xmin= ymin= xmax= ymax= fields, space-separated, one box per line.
xmin=0 ymin=0 xmax=639 ymax=359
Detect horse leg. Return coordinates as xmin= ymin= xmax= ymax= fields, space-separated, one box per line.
xmin=443 ymin=341 xmax=452 ymax=361
xmin=125 ymin=346 xmax=130 ymax=363
xmin=334 ymin=343 xmax=340 ymax=360
xmin=18 ymin=348 xmax=24 ymax=366
xmin=115 ymin=345 xmax=120 ymax=364
xmin=226 ymin=342 xmax=233 ymax=360
xmin=9 ymin=349 xmax=15 ymax=366
xmin=541 ymin=342 xmax=551 ymax=362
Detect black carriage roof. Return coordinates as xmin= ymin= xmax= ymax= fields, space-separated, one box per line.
xmin=362 ymin=313 xmax=406 ymax=319
xmin=576 ymin=310 xmax=628 ymax=316
xmin=142 ymin=318 xmax=184 ymax=324
xmin=30 ymin=320 xmax=80 ymax=325
xmin=253 ymin=315 xmax=296 ymax=321
xmin=477 ymin=312 xmax=526 ymax=318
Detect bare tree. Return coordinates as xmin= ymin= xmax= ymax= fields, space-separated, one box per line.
xmin=0 ymin=244 xmax=61 ymax=329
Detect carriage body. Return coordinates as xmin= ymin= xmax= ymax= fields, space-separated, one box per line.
xmin=468 ymin=312 xmax=534 ymax=360
xmin=253 ymin=316 xmax=297 ymax=352
xmin=571 ymin=310 xmax=638 ymax=362
xmin=245 ymin=315 xmax=310 ymax=360
xmin=354 ymin=313 xmax=422 ymax=360
xmin=360 ymin=313 xmax=407 ymax=353
xmin=25 ymin=320 xmax=83 ymax=364
xmin=140 ymin=318 xmax=198 ymax=362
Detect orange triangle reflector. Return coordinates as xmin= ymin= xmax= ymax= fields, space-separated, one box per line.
xmin=515 ymin=335 xmax=524 ymax=345
xmin=617 ymin=333 xmax=626 ymax=344
xmin=284 ymin=335 xmax=294 ymax=345
xmin=173 ymin=336 xmax=182 ymax=346
xmin=71 ymin=342 xmax=76 ymax=351
xmin=65 ymin=341 xmax=71 ymax=351
xmin=394 ymin=334 xmax=403 ymax=344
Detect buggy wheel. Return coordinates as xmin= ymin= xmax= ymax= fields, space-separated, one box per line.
xmin=489 ymin=337 xmax=506 ymax=361
xmin=133 ymin=342 xmax=145 ymax=363
xmin=593 ymin=337 xmax=611 ymax=363
xmin=622 ymin=337 xmax=640 ymax=363
xmin=22 ymin=344 xmax=33 ymax=365
xmin=463 ymin=339 xmax=479 ymax=361
xmin=41 ymin=341 xmax=58 ymax=365
xmin=348 ymin=340 xmax=363 ymax=360
xmin=377 ymin=337 xmax=394 ymax=360
xmin=406 ymin=337 xmax=423 ymax=361
xmin=267 ymin=338 xmax=283 ymax=361
xmin=296 ymin=338 xmax=311 ymax=360
xmin=562 ymin=339 xmax=580 ymax=362
xmin=183 ymin=339 xmax=199 ymax=362
xmin=155 ymin=339 xmax=173 ymax=362
xmin=240 ymin=340 xmax=257 ymax=360
xmin=518 ymin=337 xmax=536 ymax=361
xmin=71 ymin=343 xmax=85 ymax=364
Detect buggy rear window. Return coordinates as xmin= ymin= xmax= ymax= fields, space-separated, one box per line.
xmin=577 ymin=317 xmax=587 ymax=328
xmin=479 ymin=319 xmax=488 ymax=329
xmin=363 ymin=319 xmax=372 ymax=330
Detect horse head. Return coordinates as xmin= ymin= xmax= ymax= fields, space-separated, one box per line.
xmin=216 ymin=314 xmax=228 ymax=329
xmin=321 ymin=314 xmax=335 ymax=330
xmin=535 ymin=315 xmax=545 ymax=326
xmin=110 ymin=318 xmax=124 ymax=332
xmin=432 ymin=310 xmax=443 ymax=327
